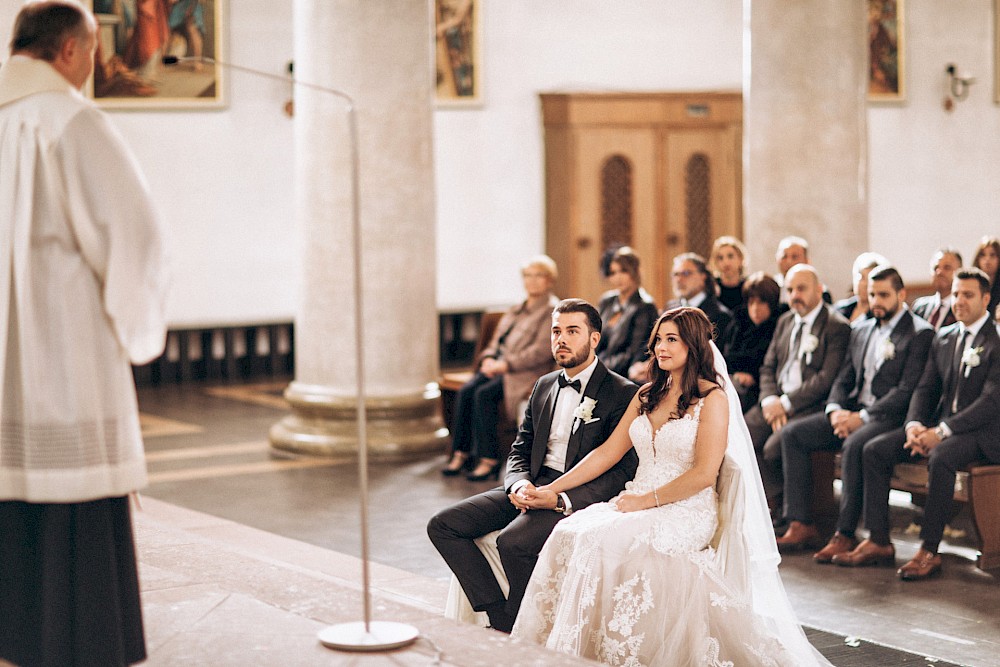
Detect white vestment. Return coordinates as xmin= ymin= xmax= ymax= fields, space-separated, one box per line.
xmin=0 ymin=56 xmax=169 ymax=503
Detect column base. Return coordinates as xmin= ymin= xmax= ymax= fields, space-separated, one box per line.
xmin=269 ymin=381 xmax=449 ymax=459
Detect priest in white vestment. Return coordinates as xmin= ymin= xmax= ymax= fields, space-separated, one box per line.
xmin=0 ymin=3 xmax=168 ymax=665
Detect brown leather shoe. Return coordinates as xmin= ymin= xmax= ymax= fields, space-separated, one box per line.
xmin=813 ymin=533 xmax=858 ymax=563
xmin=897 ymin=548 xmax=942 ymax=581
xmin=831 ymin=538 xmax=896 ymax=567
xmin=775 ymin=521 xmax=822 ymax=552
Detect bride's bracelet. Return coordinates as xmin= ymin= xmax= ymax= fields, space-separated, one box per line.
xmin=653 ymin=489 xmax=661 ymax=508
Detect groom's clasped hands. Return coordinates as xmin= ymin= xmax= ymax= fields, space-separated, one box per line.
xmin=511 ymin=484 xmax=649 ymax=513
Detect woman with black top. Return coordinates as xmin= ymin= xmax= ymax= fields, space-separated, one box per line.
xmin=972 ymin=236 xmax=1000 ymax=318
xmin=720 ymin=271 xmax=781 ymax=413
xmin=711 ymin=236 xmax=749 ymax=312
xmin=595 ymin=247 xmax=659 ymax=382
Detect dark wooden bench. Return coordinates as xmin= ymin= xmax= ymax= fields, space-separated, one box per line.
xmin=811 ymin=451 xmax=1000 ymax=570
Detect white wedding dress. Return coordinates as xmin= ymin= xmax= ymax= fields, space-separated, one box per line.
xmin=512 ymin=349 xmax=832 ymax=666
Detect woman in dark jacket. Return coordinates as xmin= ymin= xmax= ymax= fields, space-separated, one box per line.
xmin=972 ymin=236 xmax=1000 ymax=318
xmin=595 ymin=247 xmax=658 ymax=381
xmin=720 ymin=271 xmax=781 ymax=413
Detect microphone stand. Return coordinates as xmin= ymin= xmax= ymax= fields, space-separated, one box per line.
xmin=164 ymin=55 xmax=419 ymax=652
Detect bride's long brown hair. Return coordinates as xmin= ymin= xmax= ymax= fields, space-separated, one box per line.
xmin=638 ymin=307 xmax=721 ymax=418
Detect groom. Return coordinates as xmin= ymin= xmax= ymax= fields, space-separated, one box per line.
xmin=428 ymin=298 xmax=639 ymax=632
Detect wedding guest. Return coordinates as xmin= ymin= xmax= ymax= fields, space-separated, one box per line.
xmin=911 ymin=248 xmax=962 ymax=331
xmin=594 ymin=246 xmax=658 ymax=382
xmin=774 ymin=236 xmax=832 ymax=308
xmin=664 ymin=252 xmax=732 ymax=336
xmin=512 ymin=307 xmax=832 ymax=666
xmin=711 ymin=235 xmax=749 ymax=312
xmin=744 ymin=265 xmax=851 ymax=511
xmin=776 ymin=267 xmax=933 ymax=556
xmin=0 ymin=4 xmax=169 ymax=665
xmin=428 ymin=299 xmax=638 ymax=633
xmin=857 ymin=268 xmax=1000 ymax=580
xmin=442 ymin=256 xmax=559 ymax=481
xmin=972 ymin=236 xmax=1000 ymax=318
xmin=719 ymin=272 xmax=781 ymax=412
xmin=833 ymin=252 xmax=888 ymax=322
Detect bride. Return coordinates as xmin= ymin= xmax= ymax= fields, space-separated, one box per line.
xmin=511 ymin=307 xmax=831 ymax=666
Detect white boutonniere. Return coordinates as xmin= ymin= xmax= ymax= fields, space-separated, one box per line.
xmin=962 ymin=346 xmax=983 ymax=377
xmin=878 ymin=338 xmax=895 ymax=363
xmin=800 ymin=333 xmax=819 ymax=364
xmin=573 ymin=397 xmax=599 ymax=424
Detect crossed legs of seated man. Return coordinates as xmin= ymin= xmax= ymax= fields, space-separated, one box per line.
xmin=857 ymin=427 xmax=1000 ymax=579
xmin=776 ymin=411 xmax=899 ymax=559
xmin=426 ymin=468 xmax=563 ymax=632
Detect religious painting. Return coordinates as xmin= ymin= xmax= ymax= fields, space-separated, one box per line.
xmin=88 ymin=0 xmax=226 ymax=109
xmin=435 ymin=0 xmax=481 ymax=106
xmin=867 ymin=0 xmax=904 ymax=102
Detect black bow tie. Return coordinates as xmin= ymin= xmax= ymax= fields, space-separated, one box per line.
xmin=558 ymin=374 xmax=582 ymax=392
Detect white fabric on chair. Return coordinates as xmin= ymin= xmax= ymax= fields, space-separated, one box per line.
xmin=444 ymin=530 xmax=508 ymax=626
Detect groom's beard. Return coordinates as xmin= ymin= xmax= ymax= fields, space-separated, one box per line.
xmin=555 ymin=345 xmax=590 ymax=369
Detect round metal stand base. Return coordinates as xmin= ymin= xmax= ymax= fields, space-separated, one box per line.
xmin=317 ymin=621 xmax=419 ymax=652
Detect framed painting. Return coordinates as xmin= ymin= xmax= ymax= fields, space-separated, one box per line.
xmin=434 ymin=0 xmax=481 ymax=106
xmin=88 ymin=0 xmax=226 ymax=109
xmin=867 ymin=0 xmax=904 ymax=102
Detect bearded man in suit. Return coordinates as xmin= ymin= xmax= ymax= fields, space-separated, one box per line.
xmin=428 ymin=298 xmax=638 ymax=632
xmin=853 ymin=268 xmax=1000 ymax=580
xmin=775 ymin=266 xmax=934 ymax=555
xmin=744 ymin=264 xmax=851 ymax=510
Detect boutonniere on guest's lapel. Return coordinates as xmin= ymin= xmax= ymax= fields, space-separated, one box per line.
xmin=962 ymin=346 xmax=983 ymax=377
xmin=800 ymin=333 xmax=819 ymax=364
xmin=573 ymin=397 xmax=600 ymax=424
xmin=878 ymin=338 xmax=895 ymax=363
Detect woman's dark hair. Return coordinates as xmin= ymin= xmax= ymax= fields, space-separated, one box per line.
xmin=972 ymin=236 xmax=1000 ymax=281
xmin=742 ymin=271 xmax=781 ymax=313
xmin=609 ymin=246 xmax=642 ymax=285
xmin=638 ymin=307 xmax=720 ymax=418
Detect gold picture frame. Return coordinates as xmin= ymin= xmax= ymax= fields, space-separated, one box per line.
xmin=88 ymin=0 xmax=226 ymax=110
xmin=867 ymin=0 xmax=905 ymax=102
xmin=434 ymin=0 xmax=481 ymax=107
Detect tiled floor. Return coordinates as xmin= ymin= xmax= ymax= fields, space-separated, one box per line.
xmin=137 ymin=379 xmax=1000 ymax=666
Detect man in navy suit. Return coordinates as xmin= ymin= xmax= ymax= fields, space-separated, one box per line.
xmin=775 ymin=266 xmax=933 ymax=556
xmin=911 ymin=248 xmax=962 ymax=331
xmin=856 ymin=268 xmax=1000 ymax=579
xmin=664 ymin=252 xmax=732 ymax=336
xmin=428 ymin=299 xmax=638 ymax=631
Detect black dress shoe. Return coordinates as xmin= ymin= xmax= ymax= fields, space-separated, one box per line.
xmin=467 ymin=460 xmax=501 ymax=482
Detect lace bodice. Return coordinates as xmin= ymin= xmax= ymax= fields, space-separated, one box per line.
xmin=625 ymin=399 xmax=705 ymax=494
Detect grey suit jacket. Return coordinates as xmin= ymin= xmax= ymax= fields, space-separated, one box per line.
xmin=827 ymin=310 xmax=934 ymax=424
xmin=758 ymin=304 xmax=851 ymax=417
xmin=505 ymin=360 xmax=639 ymax=512
xmin=912 ymin=295 xmax=957 ymax=329
xmin=907 ymin=321 xmax=1000 ymax=440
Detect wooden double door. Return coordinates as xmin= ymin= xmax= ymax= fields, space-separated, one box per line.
xmin=541 ymin=92 xmax=743 ymax=308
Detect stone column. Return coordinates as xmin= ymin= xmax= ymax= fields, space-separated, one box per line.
xmin=743 ymin=0 xmax=868 ymax=291
xmin=270 ymin=1 xmax=447 ymax=458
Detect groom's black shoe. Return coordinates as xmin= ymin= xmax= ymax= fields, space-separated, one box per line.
xmin=484 ymin=601 xmax=515 ymax=633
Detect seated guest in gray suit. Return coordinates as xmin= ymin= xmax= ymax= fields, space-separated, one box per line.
xmin=744 ymin=264 xmax=851 ymax=509
xmin=428 ymin=299 xmax=638 ymax=632
xmin=848 ymin=268 xmax=1000 ymax=579
xmin=911 ymin=248 xmax=962 ymax=331
xmin=595 ymin=246 xmax=658 ymax=382
xmin=664 ymin=252 xmax=732 ymax=337
xmin=775 ymin=266 xmax=933 ymax=556
xmin=832 ymin=252 xmax=888 ymax=323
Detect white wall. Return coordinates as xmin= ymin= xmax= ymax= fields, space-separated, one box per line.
xmin=867 ymin=0 xmax=1000 ymax=284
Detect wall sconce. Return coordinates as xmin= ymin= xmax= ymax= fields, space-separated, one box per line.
xmin=943 ymin=63 xmax=975 ymax=111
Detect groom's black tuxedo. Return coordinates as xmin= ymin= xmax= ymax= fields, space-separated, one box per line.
xmin=428 ymin=359 xmax=638 ymax=626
